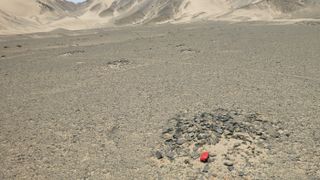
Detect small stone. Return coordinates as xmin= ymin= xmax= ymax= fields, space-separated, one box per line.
xmin=214 ymin=127 xmax=224 ymax=134
xmin=208 ymin=135 xmax=219 ymax=145
xmin=162 ymin=132 xmax=173 ymax=140
xmin=239 ymin=171 xmax=245 ymax=176
xmin=187 ymin=127 xmax=195 ymax=132
xmin=166 ymin=151 xmax=175 ymax=160
xmin=191 ymin=152 xmax=200 ymax=159
xmin=16 ymin=45 xmax=22 ymax=48
xmin=162 ymin=128 xmax=173 ymax=134
xmin=227 ymin=165 xmax=235 ymax=171
xmin=176 ymin=138 xmax=186 ymax=145
xmin=285 ymin=131 xmax=291 ymax=137
xmin=224 ymin=160 xmax=234 ymax=166
xmin=185 ymin=134 xmax=194 ymax=141
xmin=198 ymin=139 xmax=207 ymax=146
xmin=225 ymin=130 xmax=233 ymax=135
xmin=173 ymin=132 xmax=183 ymax=139
xmin=189 ymin=132 xmax=195 ymax=137
xmin=176 ymin=43 xmax=185 ymax=47
xmin=155 ymin=151 xmax=163 ymax=159
xmin=268 ymin=128 xmax=280 ymax=138
xmin=225 ymin=124 xmax=235 ymax=132
xmin=260 ymin=133 xmax=268 ymax=140
xmin=207 ymin=157 xmax=215 ymax=163
xmin=197 ymin=133 xmax=208 ymax=140
xmin=184 ymin=159 xmax=190 ymax=164
xmin=193 ymin=145 xmax=200 ymax=152
xmin=233 ymin=143 xmax=241 ymax=148
xmin=202 ymin=164 xmax=210 ymax=173
xmin=215 ymin=114 xmax=232 ymax=122
xmin=210 ymin=173 xmax=218 ymax=178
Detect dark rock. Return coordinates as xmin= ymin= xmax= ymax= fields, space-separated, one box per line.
xmin=260 ymin=133 xmax=268 ymax=140
xmin=162 ymin=128 xmax=173 ymax=134
xmin=201 ymin=112 xmax=213 ymax=120
xmin=198 ymin=139 xmax=207 ymax=146
xmin=233 ymin=142 xmax=241 ymax=148
xmin=107 ymin=58 xmax=129 ymax=66
xmin=173 ymin=133 xmax=182 ymax=139
xmin=213 ymin=126 xmax=224 ymax=134
xmin=197 ymin=133 xmax=208 ymax=140
xmin=176 ymin=138 xmax=186 ymax=145
xmin=184 ymin=159 xmax=190 ymax=164
xmin=227 ymin=165 xmax=235 ymax=171
xmin=214 ymin=114 xmax=232 ymax=122
xmin=193 ymin=145 xmax=200 ymax=152
xmin=187 ymin=127 xmax=195 ymax=133
xmin=208 ymin=136 xmax=220 ymax=145
xmin=224 ymin=130 xmax=233 ymax=135
xmin=16 ymin=45 xmax=22 ymax=48
xmin=255 ymin=129 xmax=263 ymax=136
xmin=166 ymin=151 xmax=175 ymax=160
xmin=202 ymin=164 xmax=210 ymax=173
xmin=191 ymin=152 xmax=200 ymax=159
xmin=239 ymin=171 xmax=245 ymax=176
xmin=3 ymin=46 xmax=8 ymax=49
xmin=155 ymin=151 xmax=163 ymax=159
xmin=185 ymin=134 xmax=194 ymax=141
xmin=176 ymin=43 xmax=185 ymax=47
xmin=162 ymin=133 xmax=173 ymax=141
xmin=164 ymin=139 xmax=174 ymax=146
xmin=175 ymin=147 xmax=186 ymax=156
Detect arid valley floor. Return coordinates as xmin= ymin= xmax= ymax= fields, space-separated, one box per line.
xmin=1 ymin=22 xmax=320 ymax=179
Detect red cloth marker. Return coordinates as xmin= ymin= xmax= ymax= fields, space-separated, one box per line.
xmin=200 ymin=151 xmax=209 ymax=162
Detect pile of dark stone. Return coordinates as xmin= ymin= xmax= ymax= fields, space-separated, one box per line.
xmin=61 ymin=50 xmax=85 ymax=56
xmin=106 ymin=58 xmax=130 ymax=69
xmin=154 ymin=108 xmax=288 ymax=161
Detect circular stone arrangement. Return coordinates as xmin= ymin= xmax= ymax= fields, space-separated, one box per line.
xmin=153 ymin=108 xmax=289 ymax=179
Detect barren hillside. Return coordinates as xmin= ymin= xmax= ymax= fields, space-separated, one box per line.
xmin=0 ymin=0 xmax=319 ymax=34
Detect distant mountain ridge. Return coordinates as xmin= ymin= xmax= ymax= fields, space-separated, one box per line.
xmin=1 ymin=0 xmax=320 ymax=34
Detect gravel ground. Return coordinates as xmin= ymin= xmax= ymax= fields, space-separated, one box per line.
xmin=0 ymin=22 xmax=320 ymax=179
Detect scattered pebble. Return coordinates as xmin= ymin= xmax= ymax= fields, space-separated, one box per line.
xmin=61 ymin=50 xmax=85 ymax=56
xmin=239 ymin=171 xmax=245 ymax=176
xmin=224 ymin=160 xmax=234 ymax=166
xmin=155 ymin=151 xmax=163 ymax=159
xmin=227 ymin=165 xmax=235 ymax=171
xmin=202 ymin=164 xmax=210 ymax=173
xmin=166 ymin=151 xmax=175 ymax=160
xmin=184 ymin=159 xmax=190 ymax=164
xmin=107 ymin=58 xmax=130 ymax=69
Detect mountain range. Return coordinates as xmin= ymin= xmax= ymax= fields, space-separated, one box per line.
xmin=1 ymin=0 xmax=320 ymax=34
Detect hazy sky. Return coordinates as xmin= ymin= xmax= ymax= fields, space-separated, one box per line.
xmin=66 ymin=0 xmax=87 ymax=3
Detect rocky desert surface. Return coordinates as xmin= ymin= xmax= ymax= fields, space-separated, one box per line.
xmin=1 ymin=0 xmax=320 ymax=179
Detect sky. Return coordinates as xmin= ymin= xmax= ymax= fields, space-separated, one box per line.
xmin=65 ymin=0 xmax=87 ymax=4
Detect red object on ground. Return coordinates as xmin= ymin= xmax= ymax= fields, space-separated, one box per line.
xmin=200 ymin=151 xmax=209 ymax=162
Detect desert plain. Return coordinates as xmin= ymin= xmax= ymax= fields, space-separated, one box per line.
xmin=1 ymin=20 xmax=320 ymax=179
